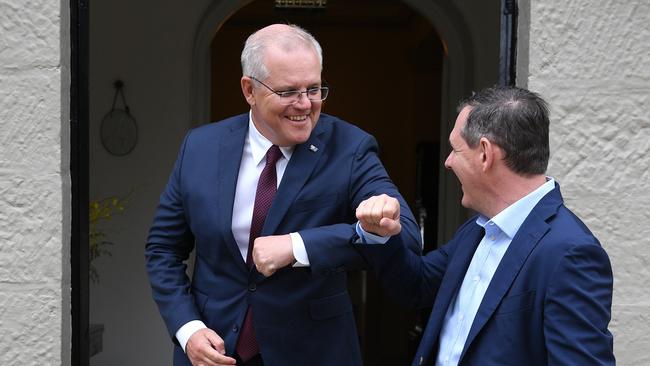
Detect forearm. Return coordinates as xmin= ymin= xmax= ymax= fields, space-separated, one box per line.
xmin=300 ymin=223 xmax=371 ymax=274
xmin=145 ymin=241 xmax=201 ymax=339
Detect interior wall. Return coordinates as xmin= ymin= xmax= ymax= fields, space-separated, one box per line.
xmin=88 ymin=0 xmax=500 ymax=364
xmin=88 ymin=1 xmax=213 ymax=364
xmin=448 ymin=0 xmax=501 ymax=89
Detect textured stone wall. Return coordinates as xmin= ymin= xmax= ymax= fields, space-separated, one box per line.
xmin=0 ymin=0 xmax=69 ymax=364
xmin=523 ymin=0 xmax=650 ymax=364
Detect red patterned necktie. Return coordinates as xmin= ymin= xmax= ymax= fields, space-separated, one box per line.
xmin=236 ymin=145 xmax=282 ymax=362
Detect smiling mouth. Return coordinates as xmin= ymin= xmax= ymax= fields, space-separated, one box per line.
xmin=287 ymin=115 xmax=308 ymax=122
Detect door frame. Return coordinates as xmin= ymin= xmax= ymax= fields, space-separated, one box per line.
xmin=71 ymin=0 xmax=90 ymax=364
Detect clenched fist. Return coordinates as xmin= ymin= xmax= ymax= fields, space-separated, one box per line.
xmin=252 ymin=234 xmax=295 ymax=277
xmin=356 ymin=194 xmax=402 ymax=237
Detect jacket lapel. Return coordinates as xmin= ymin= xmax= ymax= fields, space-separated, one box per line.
xmin=217 ymin=117 xmax=249 ymax=274
xmin=260 ymin=124 xmax=325 ymax=236
xmin=458 ymin=187 xmax=563 ymax=361
xmin=414 ymin=224 xmax=485 ymax=365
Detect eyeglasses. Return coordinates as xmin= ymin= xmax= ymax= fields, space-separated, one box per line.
xmin=249 ymin=76 xmax=329 ymax=105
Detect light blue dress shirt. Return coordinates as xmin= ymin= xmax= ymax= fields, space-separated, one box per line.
xmin=355 ymin=221 xmax=391 ymax=244
xmin=435 ymin=178 xmax=555 ymax=366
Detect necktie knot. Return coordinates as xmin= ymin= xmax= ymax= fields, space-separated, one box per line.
xmin=265 ymin=145 xmax=282 ymax=167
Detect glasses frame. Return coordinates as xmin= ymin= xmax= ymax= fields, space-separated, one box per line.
xmin=248 ymin=76 xmax=329 ymax=105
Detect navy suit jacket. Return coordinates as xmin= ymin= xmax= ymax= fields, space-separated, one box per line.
xmin=145 ymin=113 xmax=421 ymax=365
xmin=372 ymin=185 xmax=614 ymax=366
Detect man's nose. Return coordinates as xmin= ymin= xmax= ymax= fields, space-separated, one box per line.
xmin=444 ymin=153 xmax=453 ymax=169
xmin=293 ymin=92 xmax=312 ymax=108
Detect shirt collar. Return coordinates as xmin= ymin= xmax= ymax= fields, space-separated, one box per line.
xmin=476 ymin=177 xmax=556 ymax=238
xmin=248 ymin=111 xmax=294 ymax=166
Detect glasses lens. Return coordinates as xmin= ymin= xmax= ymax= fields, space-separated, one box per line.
xmin=277 ymin=87 xmax=329 ymax=105
xmin=277 ymin=91 xmax=300 ymax=105
xmin=318 ymin=87 xmax=329 ymax=101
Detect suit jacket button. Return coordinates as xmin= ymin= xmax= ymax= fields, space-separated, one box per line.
xmin=248 ymin=283 xmax=257 ymax=291
xmin=418 ymin=356 xmax=424 ymax=365
xmin=233 ymin=325 xmax=239 ymax=333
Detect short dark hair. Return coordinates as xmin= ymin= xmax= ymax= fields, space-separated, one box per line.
xmin=458 ymin=85 xmax=550 ymax=175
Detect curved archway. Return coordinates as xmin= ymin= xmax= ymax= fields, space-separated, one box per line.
xmin=190 ymin=0 xmax=474 ymax=129
xmin=190 ymin=0 xmax=253 ymax=127
xmin=191 ymin=0 xmax=476 ymax=240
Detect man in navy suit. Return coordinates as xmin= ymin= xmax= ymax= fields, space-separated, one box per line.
xmin=145 ymin=24 xmax=420 ymax=365
xmin=356 ymin=86 xmax=615 ymax=365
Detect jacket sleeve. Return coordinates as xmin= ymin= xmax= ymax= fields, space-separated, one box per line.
xmin=301 ymin=134 xmax=422 ymax=275
xmin=543 ymin=242 xmax=615 ymax=365
xmin=368 ymin=232 xmax=454 ymax=308
xmin=144 ymin=131 xmax=200 ymax=340
xmin=360 ymin=218 xmax=478 ymax=309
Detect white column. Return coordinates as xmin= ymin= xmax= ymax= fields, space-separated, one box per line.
xmin=0 ymin=0 xmax=71 ymax=364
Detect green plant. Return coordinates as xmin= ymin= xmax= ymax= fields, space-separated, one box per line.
xmin=89 ymin=195 xmax=128 ymax=283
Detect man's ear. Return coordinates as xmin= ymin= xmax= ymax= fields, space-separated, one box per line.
xmin=241 ymin=77 xmax=255 ymax=106
xmin=479 ymin=137 xmax=495 ymax=172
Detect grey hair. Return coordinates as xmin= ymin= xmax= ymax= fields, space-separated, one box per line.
xmin=458 ymin=85 xmax=550 ymax=175
xmin=241 ymin=24 xmax=323 ymax=80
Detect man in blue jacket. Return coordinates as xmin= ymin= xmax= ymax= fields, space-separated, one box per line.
xmin=145 ymin=24 xmax=420 ymax=366
xmin=356 ymin=86 xmax=615 ymax=366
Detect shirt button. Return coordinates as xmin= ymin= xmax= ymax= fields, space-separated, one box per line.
xmin=473 ymin=275 xmax=480 ymax=282
xmin=490 ymin=235 xmax=496 ymax=240
xmin=459 ymin=314 xmax=464 ymax=321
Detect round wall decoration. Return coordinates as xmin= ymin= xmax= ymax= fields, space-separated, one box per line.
xmin=100 ymin=80 xmax=138 ymax=156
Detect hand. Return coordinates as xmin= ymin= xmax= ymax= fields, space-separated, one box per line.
xmin=356 ymin=194 xmax=402 ymax=237
xmin=253 ymin=234 xmax=295 ymax=277
xmin=186 ymin=328 xmax=236 ymax=366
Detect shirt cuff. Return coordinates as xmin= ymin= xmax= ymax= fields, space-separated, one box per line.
xmin=290 ymin=232 xmax=310 ymax=267
xmin=176 ymin=320 xmax=207 ymax=353
xmin=355 ymin=221 xmax=390 ymax=244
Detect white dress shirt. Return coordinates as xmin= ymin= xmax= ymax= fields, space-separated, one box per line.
xmin=435 ymin=178 xmax=556 ymax=366
xmin=175 ymin=113 xmax=311 ymax=351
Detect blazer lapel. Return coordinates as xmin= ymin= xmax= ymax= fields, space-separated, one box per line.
xmin=260 ymin=126 xmax=325 ymax=236
xmin=415 ymin=224 xmax=485 ymax=364
xmin=458 ymin=187 xmax=563 ymax=361
xmin=217 ymin=117 xmax=249 ymax=274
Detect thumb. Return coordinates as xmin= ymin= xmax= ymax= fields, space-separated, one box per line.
xmin=204 ymin=330 xmax=226 ymax=354
xmin=380 ymin=217 xmax=401 ymax=236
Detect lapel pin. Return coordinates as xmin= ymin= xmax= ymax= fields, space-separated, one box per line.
xmin=309 ymin=144 xmax=318 ymax=152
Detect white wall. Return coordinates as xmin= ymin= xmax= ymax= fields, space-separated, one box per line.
xmin=0 ymin=0 xmax=70 ymax=364
xmin=521 ymin=0 xmax=650 ymax=364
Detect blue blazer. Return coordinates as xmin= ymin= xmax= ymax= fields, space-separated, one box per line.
xmin=145 ymin=113 xmax=421 ymax=365
xmin=373 ymin=185 xmax=614 ymax=366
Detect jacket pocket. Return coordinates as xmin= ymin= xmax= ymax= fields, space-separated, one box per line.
xmin=495 ymin=290 xmax=536 ymax=315
xmin=290 ymin=193 xmax=344 ymax=213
